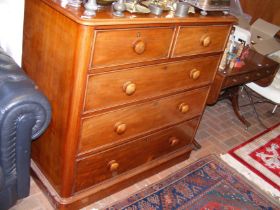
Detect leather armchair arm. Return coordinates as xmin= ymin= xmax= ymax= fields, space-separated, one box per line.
xmin=0 ymin=48 xmax=51 ymax=199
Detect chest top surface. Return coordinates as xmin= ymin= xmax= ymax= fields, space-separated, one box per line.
xmin=40 ymin=0 xmax=236 ymax=26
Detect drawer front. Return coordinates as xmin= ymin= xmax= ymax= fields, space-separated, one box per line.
xmin=85 ymin=55 xmax=220 ymax=112
xmin=91 ymin=27 xmax=174 ymax=69
xmin=80 ymin=87 xmax=209 ymax=153
xmin=75 ymin=118 xmax=199 ymax=192
xmin=172 ymin=25 xmax=230 ymax=57
xmin=224 ymin=68 xmax=276 ymax=88
xmin=224 ymin=73 xmax=252 ymax=87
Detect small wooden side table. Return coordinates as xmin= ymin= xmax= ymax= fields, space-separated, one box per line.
xmin=207 ymin=49 xmax=279 ymax=128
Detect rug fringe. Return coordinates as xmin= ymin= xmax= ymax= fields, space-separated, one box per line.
xmin=220 ymin=154 xmax=280 ymax=204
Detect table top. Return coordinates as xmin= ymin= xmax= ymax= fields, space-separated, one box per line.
xmin=219 ymin=49 xmax=279 ymax=77
xmin=207 ymin=48 xmax=279 ymax=105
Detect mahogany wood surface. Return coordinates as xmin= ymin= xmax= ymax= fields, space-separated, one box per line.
xmin=32 ymin=145 xmax=193 ymax=210
xmin=172 ymin=25 xmax=230 ymax=57
xmin=80 ymin=87 xmax=209 ymax=154
xmin=22 ymin=0 xmax=235 ymax=208
xmin=221 ymin=50 xmax=279 ymax=77
xmin=207 ymin=49 xmax=279 ymax=127
xmin=85 ymin=55 xmax=220 ymax=112
xmin=23 ymin=0 xmax=82 ymax=195
xmin=76 ymin=118 xmax=199 ymax=191
xmin=223 ymin=67 xmax=277 ymax=88
xmin=38 ymin=0 xmax=236 ymax=26
xmin=207 ymin=49 xmax=279 ymax=105
xmin=91 ymin=27 xmax=174 ymax=69
xmin=207 ymin=73 xmax=224 ymax=105
xmin=240 ymin=0 xmax=280 ymax=26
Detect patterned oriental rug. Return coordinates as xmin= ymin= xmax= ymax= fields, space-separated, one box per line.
xmin=106 ymin=155 xmax=279 ymax=209
xmin=221 ymin=123 xmax=280 ymax=204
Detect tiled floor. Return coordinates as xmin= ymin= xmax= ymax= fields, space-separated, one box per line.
xmin=11 ymin=89 xmax=280 ymax=210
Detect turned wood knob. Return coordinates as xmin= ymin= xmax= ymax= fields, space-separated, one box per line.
xmin=123 ymin=81 xmax=136 ymax=95
xmin=178 ymin=103 xmax=189 ymax=113
xmin=200 ymin=35 xmax=211 ymax=47
xmin=108 ymin=160 xmax=119 ymax=172
xmin=133 ymin=40 xmax=146 ymax=54
xmin=169 ymin=137 xmax=179 ymax=146
xmin=114 ymin=122 xmax=126 ymax=134
xmin=190 ymin=69 xmax=201 ymax=80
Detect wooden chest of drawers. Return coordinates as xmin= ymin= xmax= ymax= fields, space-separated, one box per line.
xmin=22 ymin=0 xmax=235 ymax=208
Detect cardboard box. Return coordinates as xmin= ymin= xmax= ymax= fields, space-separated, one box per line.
xmin=250 ymin=18 xmax=280 ymax=55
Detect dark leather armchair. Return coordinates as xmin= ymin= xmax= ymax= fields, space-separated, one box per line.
xmin=0 ymin=47 xmax=51 ymax=210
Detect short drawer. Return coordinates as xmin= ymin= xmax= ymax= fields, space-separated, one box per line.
xmin=172 ymin=25 xmax=230 ymax=57
xmin=91 ymin=27 xmax=174 ymax=69
xmin=85 ymin=55 xmax=220 ymax=112
xmin=79 ymin=87 xmax=209 ymax=154
xmin=75 ymin=118 xmax=198 ymax=192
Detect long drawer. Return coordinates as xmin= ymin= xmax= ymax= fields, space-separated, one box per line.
xmin=91 ymin=27 xmax=174 ymax=69
xmin=172 ymin=25 xmax=230 ymax=57
xmin=75 ymin=118 xmax=199 ymax=192
xmin=84 ymin=55 xmax=220 ymax=112
xmin=79 ymin=87 xmax=209 ymax=154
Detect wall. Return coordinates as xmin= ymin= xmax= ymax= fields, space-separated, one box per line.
xmin=0 ymin=1 xmax=25 ymax=66
xmin=240 ymin=0 xmax=280 ymax=26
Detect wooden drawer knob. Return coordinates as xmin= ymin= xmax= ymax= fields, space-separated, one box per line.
xmin=178 ymin=103 xmax=189 ymax=113
xmin=123 ymin=81 xmax=136 ymax=95
xmin=169 ymin=137 xmax=179 ymax=146
xmin=190 ymin=69 xmax=201 ymax=80
xmin=108 ymin=160 xmax=119 ymax=172
xmin=114 ymin=122 xmax=126 ymax=134
xmin=133 ymin=40 xmax=146 ymax=54
xmin=200 ymin=35 xmax=211 ymax=47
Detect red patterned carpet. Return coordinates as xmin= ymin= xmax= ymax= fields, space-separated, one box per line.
xmin=106 ymin=155 xmax=279 ymax=210
xmin=222 ymin=122 xmax=280 ymax=203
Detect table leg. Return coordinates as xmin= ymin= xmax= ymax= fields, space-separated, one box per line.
xmin=193 ymin=139 xmax=201 ymax=150
xmin=229 ymin=86 xmax=251 ymax=128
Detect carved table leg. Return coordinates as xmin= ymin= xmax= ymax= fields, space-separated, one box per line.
xmin=193 ymin=139 xmax=201 ymax=150
xmin=229 ymin=86 xmax=251 ymax=128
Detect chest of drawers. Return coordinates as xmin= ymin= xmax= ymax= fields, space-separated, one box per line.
xmin=22 ymin=0 xmax=235 ymax=208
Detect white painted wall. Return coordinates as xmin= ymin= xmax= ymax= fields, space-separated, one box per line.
xmin=0 ymin=0 xmax=25 ymax=66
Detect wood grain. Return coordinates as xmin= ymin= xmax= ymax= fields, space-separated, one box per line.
xmin=172 ymin=25 xmax=231 ymax=57
xmin=85 ymin=55 xmax=220 ymax=112
xmin=240 ymin=0 xmax=280 ymax=26
xmin=80 ymin=87 xmax=209 ymax=154
xmin=207 ymin=73 xmax=224 ymax=105
xmin=32 ymin=145 xmax=193 ymax=210
xmin=91 ymin=27 xmax=174 ymax=69
xmin=23 ymin=0 xmax=80 ymax=195
xmin=23 ymin=0 xmax=235 ymax=208
xmin=223 ymin=67 xmax=277 ymax=88
xmin=35 ymin=0 xmax=237 ymax=26
xmin=207 ymin=49 xmax=279 ymax=105
xmin=75 ymin=119 xmax=199 ymax=191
